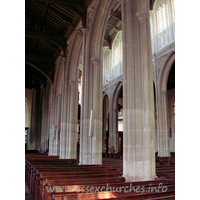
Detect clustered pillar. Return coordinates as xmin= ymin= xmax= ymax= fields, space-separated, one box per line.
xmin=122 ymin=0 xmax=156 ymax=181
xmin=79 ymin=57 xmax=103 ymax=165
xmin=109 ymin=103 xmax=118 ymax=153
xmin=27 ymin=0 xmax=174 ymax=183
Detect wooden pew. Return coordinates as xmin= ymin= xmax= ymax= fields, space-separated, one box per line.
xmin=44 ymin=179 xmax=163 ymax=200
xmin=26 ymin=154 xmax=175 ymax=200
xmin=49 ymin=184 xmax=174 ymax=200
xmin=26 ymin=155 xmax=123 ymax=199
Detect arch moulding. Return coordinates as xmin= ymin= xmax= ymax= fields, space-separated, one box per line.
xmin=158 ymin=52 xmax=175 ymax=92
xmin=112 ymin=82 xmax=123 ymax=110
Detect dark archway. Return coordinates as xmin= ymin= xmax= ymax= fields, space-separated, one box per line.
xmin=117 ymin=86 xmax=123 ymax=156
xmin=167 ymin=61 xmax=175 ymax=152
xmin=102 ymin=94 xmax=109 ymax=154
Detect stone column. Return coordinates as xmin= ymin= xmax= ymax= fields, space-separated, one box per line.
xmin=48 ymin=85 xmax=56 ymax=155
xmin=55 ymin=94 xmax=61 ymax=155
xmin=40 ymin=87 xmax=50 ymax=147
xmin=157 ymin=90 xmax=170 ymax=157
xmin=59 ymin=57 xmax=67 ymax=159
xmin=79 ymin=57 xmax=102 ymax=165
xmin=122 ymin=0 xmax=156 ymax=181
xmin=66 ymin=80 xmax=78 ymax=159
xmin=79 ymin=27 xmax=88 ymax=164
xmin=48 ymin=102 xmax=52 ymax=155
xmin=28 ymin=88 xmax=39 ymax=150
xmin=79 ymin=0 xmax=114 ymax=164
xmin=92 ymin=57 xmax=103 ymax=164
xmin=109 ymin=102 xmax=118 ymax=152
xmin=51 ymin=93 xmax=61 ymax=156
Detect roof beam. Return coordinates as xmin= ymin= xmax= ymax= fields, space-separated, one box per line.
xmin=26 ymin=43 xmax=49 ymax=56
xmin=25 ymin=30 xmax=66 ymax=53
xmin=26 ymin=12 xmax=59 ymax=34
xmin=34 ymin=3 xmax=49 ymax=47
xmin=64 ymin=15 xmax=80 ymax=39
xmin=26 ymin=30 xmax=65 ymax=41
xmin=112 ymin=2 xmax=121 ymax=12
xmin=39 ymin=4 xmax=49 ymax=30
xmin=30 ymin=2 xmax=73 ymax=25
xmin=107 ymin=23 xmax=119 ymax=31
xmin=35 ymin=0 xmax=87 ymax=27
xmin=25 ymin=54 xmax=55 ymax=62
xmin=25 ymin=61 xmax=53 ymax=84
xmin=49 ymin=5 xmax=73 ymax=24
xmin=110 ymin=11 xmax=121 ymax=22
xmin=35 ymin=0 xmax=85 ymax=9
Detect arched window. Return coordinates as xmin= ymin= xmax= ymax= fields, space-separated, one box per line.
xmin=113 ymin=43 xmax=119 ymax=67
xmin=103 ymin=46 xmax=110 ymax=84
xmin=171 ymin=0 xmax=175 ymax=22
xmin=112 ymin=31 xmax=123 ymax=78
xmin=156 ymin=0 xmax=170 ymax=34
xmin=150 ymin=0 xmax=175 ymax=51
xmin=149 ymin=11 xmax=155 ymax=53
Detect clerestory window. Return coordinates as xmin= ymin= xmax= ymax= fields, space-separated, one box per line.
xmin=156 ymin=0 xmax=170 ymax=33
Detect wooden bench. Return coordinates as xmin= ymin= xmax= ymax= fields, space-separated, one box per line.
xmin=25 ymin=154 xmax=175 ymax=200
xmin=26 ymin=155 xmax=123 ymax=199
xmin=49 ymin=184 xmax=175 ymax=200
xmin=43 ymin=179 xmax=163 ymax=200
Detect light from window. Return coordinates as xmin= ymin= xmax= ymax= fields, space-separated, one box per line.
xmin=105 ymin=50 xmax=109 ymax=74
xmin=103 ymin=47 xmax=110 ymax=82
xmin=157 ymin=0 xmax=170 ymax=33
xmin=114 ymin=44 xmax=119 ymax=66
xmin=172 ymin=0 xmax=175 ymax=22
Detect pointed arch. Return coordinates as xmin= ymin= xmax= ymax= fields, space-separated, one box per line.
xmin=54 ymin=55 xmax=65 ymax=96
xmin=25 ymin=97 xmax=31 ymax=127
xmin=113 ymin=82 xmax=123 ymax=110
xmin=112 ymin=31 xmax=123 ymax=78
xmin=158 ymin=51 xmax=175 ymax=92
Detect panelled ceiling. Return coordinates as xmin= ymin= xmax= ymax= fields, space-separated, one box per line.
xmin=25 ymin=0 xmax=90 ymax=90
xmin=25 ymin=0 xmax=155 ymax=90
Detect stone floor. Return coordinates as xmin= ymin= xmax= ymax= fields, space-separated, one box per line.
xmin=25 ymin=183 xmax=33 ymax=200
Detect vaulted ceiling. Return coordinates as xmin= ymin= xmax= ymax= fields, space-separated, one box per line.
xmin=25 ymin=0 xmax=155 ymax=90
xmin=103 ymin=0 xmax=122 ymax=47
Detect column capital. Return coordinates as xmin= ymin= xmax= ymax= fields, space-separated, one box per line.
xmin=91 ymin=57 xmax=100 ymax=68
xmin=61 ymin=56 xmax=66 ymax=61
xmin=136 ymin=11 xmax=149 ymax=23
xmin=69 ymin=80 xmax=75 ymax=85
xmin=80 ymin=28 xmax=87 ymax=34
xmin=161 ymin=90 xmax=167 ymax=95
xmin=74 ymin=29 xmax=84 ymax=37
